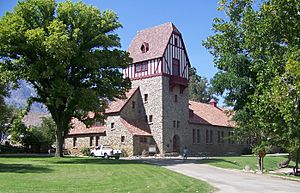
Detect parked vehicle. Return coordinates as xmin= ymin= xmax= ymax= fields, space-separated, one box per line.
xmin=90 ymin=145 xmax=122 ymax=159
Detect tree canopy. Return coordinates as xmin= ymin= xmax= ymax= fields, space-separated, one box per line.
xmin=204 ymin=0 xmax=300 ymax=172
xmin=189 ymin=67 xmax=215 ymax=103
xmin=0 ymin=0 xmax=132 ymax=156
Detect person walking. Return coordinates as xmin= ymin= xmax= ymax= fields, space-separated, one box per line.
xmin=183 ymin=146 xmax=188 ymax=160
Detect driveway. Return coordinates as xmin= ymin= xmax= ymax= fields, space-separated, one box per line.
xmin=141 ymin=158 xmax=300 ymax=193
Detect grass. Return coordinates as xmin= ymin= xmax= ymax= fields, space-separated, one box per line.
xmin=0 ymin=156 xmax=213 ymax=193
xmin=199 ymin=155 xmax=292 ymax=172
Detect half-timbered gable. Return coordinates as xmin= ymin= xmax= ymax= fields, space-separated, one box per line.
xmin=123 ymin=22 xmax=190 ymax=81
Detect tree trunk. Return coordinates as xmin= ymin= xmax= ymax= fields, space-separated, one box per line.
xmin=295 ymin=145 xmax=300 ymax=175
xmin=261 ymin=156 xmax=264 ymax=172
xmin=55 ymin=127 xmax=64 ymax=157
xmin=258 ymin=156 xmax=262 ymax=171
xmin=258 ymin=150 xmax=266 ymax=173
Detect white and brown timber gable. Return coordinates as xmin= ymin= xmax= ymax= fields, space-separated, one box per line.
xmin=123 ymin=22 xmax=190 ymax=81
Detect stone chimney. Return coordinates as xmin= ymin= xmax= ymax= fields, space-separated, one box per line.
xmin=209 ymin=99 xmax=217 ymax=107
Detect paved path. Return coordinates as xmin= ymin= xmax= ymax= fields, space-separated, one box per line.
xmin=141 ymin=158 xmax=300 ymax=193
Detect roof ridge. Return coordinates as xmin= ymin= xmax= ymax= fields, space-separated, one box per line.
xmin=137 ymin=22 xmax=173 ymax=33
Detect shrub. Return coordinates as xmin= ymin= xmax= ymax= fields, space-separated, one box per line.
xmin=80 ymin=147 xmax=90 ymax=156
xmin=0 ymin=144 xmax=27 ymax=154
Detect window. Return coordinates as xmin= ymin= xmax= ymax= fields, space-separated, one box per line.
xmin=228 ymin=131 xmax=234 ymax=144
xmin=206 ymin=130 xmax=209 ymax=143
xmin=172 ymin=59 xmax=180 ymax=76
xmin=174 ymin=37 xmax=178 ymax=46
xmin=140 ymin=137 xmax=147 ymax=143
xmin=73 ymin=137 xmax=77 ymax=147
xmin=145 ymin=115 xmax=148 ymax=123
xmin=197 ymin=129 xmax=201 ymax=143
xmin=221 ymin=131 xmax=224 ymax=144
xmin=173 ymin=120 xmax=176 ymax=128
xmin=192 ymin=129 xmax=196 ymax=143
xmin=90 ymin=136 xmax=94 ymax=146
xmin=111 ymin=122 xmax=114 ymax=129
xmin=135 ymin=62 xmax=148 ymax=73
xmin=149 ymin=115 xmax=153 ymax=123
xmin=121 ymin=136 xmax=125 ymax=143
xmin=218 ymin=131 xmax=221 ymax=144
xmin=132 ymin=101 xmax=135 ymax=109
xmin=95 ymin=136 xmax=99 ymax=146
xmin=140 ymin=42 xmax=149 ymax=53
xmin=175 ymin=95 xmax=178 ymax=102
xmin=177 ymin=121 xmax=180 ymax=128
xmin=206 ymin=130 xmax=213 ymax=144
xmin=144 ymin=94 xmax=148 ymax=103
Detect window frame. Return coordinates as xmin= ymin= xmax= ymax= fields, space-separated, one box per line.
xmin=135 ymin=62 xmax=148 ymax=73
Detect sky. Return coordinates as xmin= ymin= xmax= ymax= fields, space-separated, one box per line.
xmin=0 ymin=0 xmax=226 ymax=103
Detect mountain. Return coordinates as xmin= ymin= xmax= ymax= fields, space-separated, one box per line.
xmin=5 ymin=80 xmax=48 ymax=112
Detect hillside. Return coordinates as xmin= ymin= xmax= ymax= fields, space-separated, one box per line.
xmin=5 ymin=80 xmax=47 ymax=112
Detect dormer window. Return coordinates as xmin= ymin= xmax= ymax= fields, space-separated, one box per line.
xmin=141 ymin=42 xmax=149 ymax=53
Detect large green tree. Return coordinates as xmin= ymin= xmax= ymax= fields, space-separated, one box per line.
xmin=0 ymin=0 xmax=131 ymax=157
xmin=189 ymin=67 xmax=215 ymax=103
xmin=204 ymin=0 xmax=300 ymax=172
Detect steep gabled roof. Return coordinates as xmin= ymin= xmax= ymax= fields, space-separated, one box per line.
xmin=105 ymin=87 xmax=139 ymax=114
xmin=128 ymin=22 xmax=180 ymax=63
xmin=69 ymin=118 xmax=106 ymax=136
xmin=189 ymin=101 xmax=235 ymax=128
xmin=120 ymin=118 xmax=152 ymax=136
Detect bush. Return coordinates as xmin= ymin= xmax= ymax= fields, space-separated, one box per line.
xmin=121 ymin=149 xmax=128 ymax=157
xmin=0 ymin=144 xmax=27 ymax=154
xmin=80 ymin=147 xmax=90 ymax=156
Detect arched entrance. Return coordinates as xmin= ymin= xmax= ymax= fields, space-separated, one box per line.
xmin=172 ymin=135 xmax=180 ymax=152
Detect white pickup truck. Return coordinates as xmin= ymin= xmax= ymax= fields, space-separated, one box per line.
xmin=90 ymin=145 xmax=122 ymax=159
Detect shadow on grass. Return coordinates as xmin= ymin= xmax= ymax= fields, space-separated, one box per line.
xmin=0 ymin=163 xmax=53 ymax=173
xmin=51 ymin=157 xmax=144 ymax=165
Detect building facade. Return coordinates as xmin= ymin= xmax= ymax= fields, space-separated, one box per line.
xmin=65 ymin=23 xmax=249 ymax=156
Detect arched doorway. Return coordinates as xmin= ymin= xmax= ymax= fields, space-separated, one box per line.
xmin=173 ymin=135 xmax=180 ymax=152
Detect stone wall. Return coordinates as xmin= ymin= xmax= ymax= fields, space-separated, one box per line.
xmin=185 ymin=124 xmax=250 ymax=156
xmin=131 ymin=76 xmax=164 ymax=154
xmin=162 ymin=76 xmax=189 ymax=154
xmin=101 ymin=115 xmax=134 ymax=156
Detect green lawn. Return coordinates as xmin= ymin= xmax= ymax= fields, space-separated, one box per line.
xmin=0 ymin=156 xmax=213 ymax=193
xmin=199 ymin=155 xmax=292 ymax=172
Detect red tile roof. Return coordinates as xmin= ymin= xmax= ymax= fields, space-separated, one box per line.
xmin=69 ymin=118 xmax=106 ymax=136
xmin=128 ymin=22 xmax=180 ymax=63
xmin=120 ymin=117 xmax=152 ymax=136
xmin=105 ymin=87 xmax=139 ymax=114
xmin=189 ymin=100 xmax=235 ymax=128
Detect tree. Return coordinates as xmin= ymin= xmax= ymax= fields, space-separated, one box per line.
xmin=270 ymin=50 xmax=300 ymax=173
xmin=0 ymin=80 xmax=13 ymax=143
xmin=0 ymin=0 xmax=131 ymax=157
xmin=189 ymin=67 xmax=215 ymax=103
xmin=204 ymin=0 xmax=300 ymax=173
xmin=10 ymin=116 xmax=56 ymax=152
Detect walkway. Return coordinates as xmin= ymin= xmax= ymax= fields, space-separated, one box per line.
xmin=142 ymin=158 xmax=300 ymax=193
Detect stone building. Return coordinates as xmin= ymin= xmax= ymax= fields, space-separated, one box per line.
xmin=65 ymin=23 xmax=249 ymax=156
